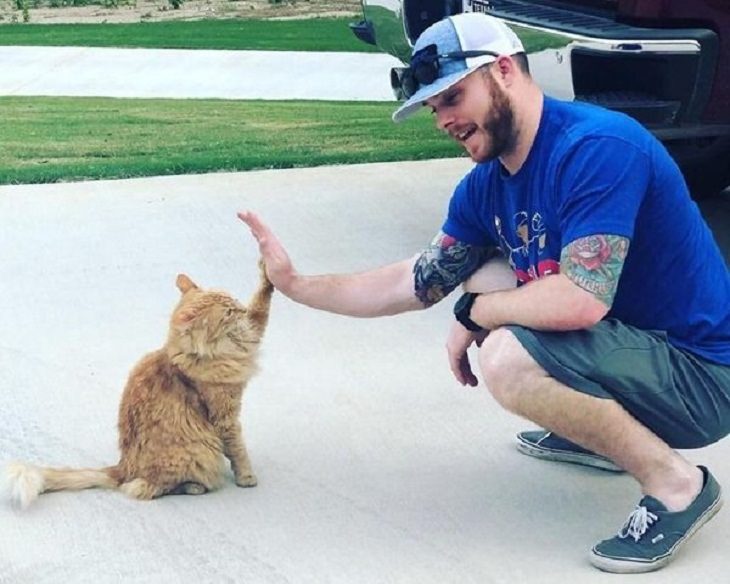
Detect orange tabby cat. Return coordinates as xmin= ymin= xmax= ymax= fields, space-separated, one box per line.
xmin=3 ymin=261 xmax=273 ymax=508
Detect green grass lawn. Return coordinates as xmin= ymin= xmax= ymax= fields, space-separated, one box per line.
xmin=0 ymin=18 xmax=567 ymax=53
xmin=0 ymin=18 xmax=379 ymax=51
xmin=0 ymin=97 xmax=463 ymax=184
xmin=0 ymin=18 xmax=569 ymax=184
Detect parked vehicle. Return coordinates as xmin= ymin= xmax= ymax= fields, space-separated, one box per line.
xmin=350 ymin=0 xmax=730 ymax=197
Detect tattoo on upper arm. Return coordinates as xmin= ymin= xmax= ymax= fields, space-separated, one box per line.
xmin=561 ymin=234 xmax=630 ymax=307
xmin=413 ymin=231 xmax=498 ymax=307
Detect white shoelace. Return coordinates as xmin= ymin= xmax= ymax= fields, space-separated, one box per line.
xmin=618 ymin=505 xmax=659 ymax=542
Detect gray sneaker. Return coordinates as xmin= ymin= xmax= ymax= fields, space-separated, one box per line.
xmin=516 ymin=430 xmax=624 ymax=473
xmin=590 ymin=466 xmax=723 ymax=573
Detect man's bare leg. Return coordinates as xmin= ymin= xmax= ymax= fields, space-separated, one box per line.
xmin=478 ymin=327 xmax=703 ymax=511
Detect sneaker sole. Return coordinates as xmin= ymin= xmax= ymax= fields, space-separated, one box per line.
xmin=515 ymin=436 xmax=624 ymax=473
xmin=589 ymin=494 xmax=724 ymax=574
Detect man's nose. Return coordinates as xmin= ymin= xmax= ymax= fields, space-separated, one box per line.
xmin=435 ymin=109 xmax=453 ymax=132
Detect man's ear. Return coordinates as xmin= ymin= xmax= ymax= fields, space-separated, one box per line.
xmin=494 ymin=55 xmax=518 ymax=86
xmin=176 ymin=274 xmax=199 ymax=294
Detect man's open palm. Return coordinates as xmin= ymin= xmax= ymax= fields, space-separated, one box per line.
xmin=238 ymin=211 xmax=296 ymax=292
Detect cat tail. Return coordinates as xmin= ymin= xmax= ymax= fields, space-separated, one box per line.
xmin=2 ymin=462 xmax=119 ymax=510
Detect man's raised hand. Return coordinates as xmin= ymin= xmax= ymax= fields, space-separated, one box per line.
xmin=238 ymin=211 xmax=296 ymax=294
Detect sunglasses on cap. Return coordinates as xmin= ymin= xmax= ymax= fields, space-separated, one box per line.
xmin=390 ymin=43 xmax=500 ymax=100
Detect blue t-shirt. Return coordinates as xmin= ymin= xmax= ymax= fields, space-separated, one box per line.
xmin=443 ymin=96 xmax=730 ymax=365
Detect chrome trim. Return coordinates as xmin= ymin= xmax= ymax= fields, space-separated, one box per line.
xmin=576 ymin=39 xmax=700 ymax=53
xmin=497 ymin=18 xmax=702 ymax=54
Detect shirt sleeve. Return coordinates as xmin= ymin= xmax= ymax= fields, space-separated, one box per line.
xmin=555 ymin=136 xmax=651 ymax=245
xmin=442 ymin=165 xmax=499 ymax=247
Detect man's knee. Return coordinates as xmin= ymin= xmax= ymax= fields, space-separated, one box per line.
xmin=478 ymin=327 xmax=540 ymax=409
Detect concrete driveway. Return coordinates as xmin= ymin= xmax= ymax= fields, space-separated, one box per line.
xmin=0 ymin=45 xmax=572 ymax=101
xmin=0 ymin=43 xmax=728 ymax=583
xmin=0 ymin=46 xmax=401 ymax=100
xmin=1 ymin=159 xmax=728 ymax=584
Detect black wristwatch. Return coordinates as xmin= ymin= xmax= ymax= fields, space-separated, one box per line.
xmin=453 ymin=292 xmax=483 ymax=332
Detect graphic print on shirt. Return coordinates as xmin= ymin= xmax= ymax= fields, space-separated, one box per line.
xmin=494 ymin=211 xmax=560 ymax=283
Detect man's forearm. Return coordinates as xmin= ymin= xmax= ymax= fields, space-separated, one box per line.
xmin=283 ymin=257 xmax=424 ymax=318
xmin=470 ymin=274 xmax=608 ymax=331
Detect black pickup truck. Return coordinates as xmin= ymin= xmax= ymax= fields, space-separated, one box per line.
xmin=350 ymin=0 xmax=730 ymax=197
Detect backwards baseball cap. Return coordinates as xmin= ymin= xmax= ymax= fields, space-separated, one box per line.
xmin=391 ymin=13 xmax=524 ymax=123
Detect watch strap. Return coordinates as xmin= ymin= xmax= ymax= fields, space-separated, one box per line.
xmin=454 ymin=292 xmax=483 ymax=332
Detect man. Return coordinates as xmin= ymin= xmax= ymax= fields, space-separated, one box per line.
xmin=239 ymin=12 xmax=730 ymax=573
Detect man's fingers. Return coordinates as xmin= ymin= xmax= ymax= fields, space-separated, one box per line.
xmin=448 ymin=352 xmax=466 ymax=385
xmin=449 ymin=350 xmax=479 ymax=387
xmin=459 ymin=355 xmax=478 ymax=387
xmin=238 ymin=211 xmax=268 ymax=238
xmin=237 ymin=210 xmax=257 ymax=228
xmin=238 ymin=211 xmax=275 ymax=248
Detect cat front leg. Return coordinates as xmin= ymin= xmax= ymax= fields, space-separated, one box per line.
xmin=246 ymin=258 xmax=275 ymax=334
xmin=218 ymin=419 xmax=257 ymax=488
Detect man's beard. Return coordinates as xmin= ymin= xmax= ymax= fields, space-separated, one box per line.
xmin=475 ymin=78 xmax=517 ymax=163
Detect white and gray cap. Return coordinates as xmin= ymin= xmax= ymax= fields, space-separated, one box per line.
xmin=392 ymin=13 xmax=525 ymax=123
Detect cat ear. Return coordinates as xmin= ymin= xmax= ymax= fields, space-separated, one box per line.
xmin=173 ymin=307 xmax=198 ymax=326
xmin=176 ymin=274 xmax=199 ymax=294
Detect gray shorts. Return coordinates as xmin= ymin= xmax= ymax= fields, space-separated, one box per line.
xmin=506 ymin=319 xmax=730 ymax=449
